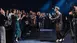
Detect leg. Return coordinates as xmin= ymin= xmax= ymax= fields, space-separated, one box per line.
xmin=0 ymin=26 xmax=6 ymax=43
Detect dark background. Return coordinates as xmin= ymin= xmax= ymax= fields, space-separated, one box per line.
xmin=0 ymin=0 xmax=50 ymax=11
xmin=0 ymin=0 xmax=61 ymax=12
xmin=0 ymin=0 xmax=77 ymax=13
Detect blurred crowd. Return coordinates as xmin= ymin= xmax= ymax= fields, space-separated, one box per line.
xmin=0 ymin=8 xmax=55 ymax=43
xmin=0 ymin=5 xmax=77 ymax=43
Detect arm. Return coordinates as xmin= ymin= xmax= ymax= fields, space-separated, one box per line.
xmin=21 ymin=15 xmax=25 ymax=20
xmin=53 ymin=14 xmax=61 ymax=19
xmin=34 ymin=16 xmax=36 ymax=24
xmin=53 ymin=11 xmax=61 ymax=20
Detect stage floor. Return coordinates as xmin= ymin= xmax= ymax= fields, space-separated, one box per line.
xmin=18 ymin=29 xmax=56 ymax=43
xmin=21 ymin=29 xmax=56 ymax=41
xmin=19 ymin=40 xmax=56 ymax=43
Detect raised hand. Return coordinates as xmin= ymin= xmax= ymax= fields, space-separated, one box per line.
xmin=69 ymin=11 xmax=73 ymax=15
xmin=0 ymin=8 xmax=5 ymax=15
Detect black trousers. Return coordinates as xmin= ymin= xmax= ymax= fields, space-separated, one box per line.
xmin=6 ymin=25 xmax=14 ymax=43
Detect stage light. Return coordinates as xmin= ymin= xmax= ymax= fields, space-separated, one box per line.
xmin=40 ymin=0 xmax=51 ymax=12
xmin=54 ymin=0 xmax=77 ymax=15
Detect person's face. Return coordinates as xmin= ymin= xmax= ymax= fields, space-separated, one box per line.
xmin=6 ymin=10 xmax=9 ymax=14
xmin=30 ymin=11 xmax=33 ymax=13
xmin=74 ymin=6 xmax=77 ymax=12
xmin=22 ymin=10 xmax=25 ymax=14
xmin=7 ymin=10 xmax=9 ymax=13
xmin=37 ymin=12 xmax=40 ymax=15
xmin=17 ymin=10 xmax=19 ymax=14
xmin=20 ymin=11 xmax=22 ymax=14
xmin=0 ymin=8 xmax=5 ymax=15
xmin=74 ymin=6 xmax=77 ymax=10
xmin=54 ymin=8 xmax=58 ymax=11
xmin=74 ymin=6 xmax=76 ymax=8
xmin=13 ymin=10 xmax=16 ymax=14
xmin=18 ymin=10 xmax=21 ymax=14
xmin=42 ymin=13 xmax=45 ymax=16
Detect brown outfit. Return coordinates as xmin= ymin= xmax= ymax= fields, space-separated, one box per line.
xmin=53 ymin=11 xmax=62 ymax=39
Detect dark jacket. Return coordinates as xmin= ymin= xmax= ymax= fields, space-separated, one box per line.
xmin=0 ymin=14 xmax=7 ymax=26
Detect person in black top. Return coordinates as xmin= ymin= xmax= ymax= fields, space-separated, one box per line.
xmin=69 ymin=5 xmax=77 ymax=43
xmin=0 ymin=8 xmax=7 ymax=43
xmin=36 ymin=12 xmax=40 ymax=29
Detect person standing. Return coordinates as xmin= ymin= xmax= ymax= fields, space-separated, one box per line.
xmin=15 ymin=10 xmax=21 ymax=42
xmin=10 ymin=9 xmax=21 ymax=42
xmin=0 ymin=8 xmax=7 ymax=43
xmin=36 ymin=12 xmax=40 ymax=30
xmin=69 ymin=5 xmax=77 ymax=43
xmin=39 ymin=13 xmax=45 ymax=29
xmin=50 ymin=6 xmax=63 ymax=42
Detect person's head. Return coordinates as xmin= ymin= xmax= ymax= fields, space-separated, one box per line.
xmin=30 ymin=10 xmax=33 ymax=13
xmin=6 ymin=10 xmax=9 ymax=14
xmin=37 ymin=11 xmax=41 ymax=15
xmin=16 ymin=10 xmax=19 ymax=14
xmin=10 ymin=9 xmax=13 ymax=13
xmin=20 ymin=11 xmax=22 ymax=14
xmin=74 ymin=5 xmax=77 ymax=8
xmin=0 ymin=8 xmax=5 ymax=15
xmin=13 ymin=9 xmax=16 ymax=14
xmin=73 ymin=5 xmax=77 ymax=11
xmin=41 ymin=13 xmax=45 ymax=17
xmin=54 ymin=6 xmax=60 ymax=11
xmin=32 ymin=12 xmax=36 ymax=15
xmin=21 ymin=10 xmax=25 ymax=14
xmin=18 ymin=10 xmax=21 ymax=14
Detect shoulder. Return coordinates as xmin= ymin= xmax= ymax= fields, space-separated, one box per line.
xmin=58 ymin=11 xmax=62 ymax=15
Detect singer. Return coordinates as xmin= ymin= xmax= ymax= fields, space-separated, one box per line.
xmin=50 ymin=6 xmax=63 ymax=42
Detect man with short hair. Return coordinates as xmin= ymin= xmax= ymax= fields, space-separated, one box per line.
xmin=50 ymin=6 xmax=63 ymax=42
